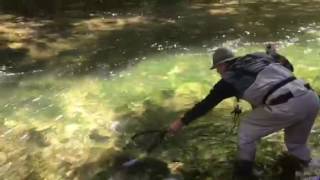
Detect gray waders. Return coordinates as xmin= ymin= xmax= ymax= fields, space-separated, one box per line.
xmin=229 ymin=65 xmax=320 ymax=179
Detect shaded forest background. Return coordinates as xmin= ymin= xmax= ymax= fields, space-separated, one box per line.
xmin=1 ymin=0 xmax=200 ymax=16
xmin=0 ymin=0 xmax=261 ymax=16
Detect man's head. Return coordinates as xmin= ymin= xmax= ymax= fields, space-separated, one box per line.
xmin=210 ymin=47 xmax=236 ymax=74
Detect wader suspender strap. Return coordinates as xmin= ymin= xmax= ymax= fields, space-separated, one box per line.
xmin=262 ymin=76 xmax=296 ymax=104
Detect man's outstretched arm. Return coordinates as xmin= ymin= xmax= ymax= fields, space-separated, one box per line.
xmin=169 ymin=79 xmax=237 ymax=134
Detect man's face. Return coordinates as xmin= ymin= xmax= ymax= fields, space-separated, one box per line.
xmin=216 ymin=63 xmax=227 ymax=76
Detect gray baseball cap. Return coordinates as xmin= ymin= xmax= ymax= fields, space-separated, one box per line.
xmin=210 ymin=47 xmax=236 ymax=69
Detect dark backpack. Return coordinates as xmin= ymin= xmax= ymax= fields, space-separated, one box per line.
xmin=230 ymin=52 xmax=293 ymax=77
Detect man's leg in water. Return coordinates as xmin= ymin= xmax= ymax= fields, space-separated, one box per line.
xmin=236 ymin=91 xmax=319 ymax=178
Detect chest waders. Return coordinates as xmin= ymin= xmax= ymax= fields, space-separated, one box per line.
xmin=224 ymin=54 xmax=290 ymax=180
xmin=225 ymin=54 xmax=272 ymax=134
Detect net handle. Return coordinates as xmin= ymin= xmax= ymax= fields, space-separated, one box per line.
xmin=131 ymin=129 xmax=167 ymax=140
xmin=130 ymin=129 xmax=168 ymax=153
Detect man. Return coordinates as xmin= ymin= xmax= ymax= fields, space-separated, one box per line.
xmin=169 ymin=47 xmax=320 ymax=179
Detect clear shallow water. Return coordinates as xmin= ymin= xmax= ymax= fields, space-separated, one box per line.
xmin=0 ymin=1 xmax=320 ymax=179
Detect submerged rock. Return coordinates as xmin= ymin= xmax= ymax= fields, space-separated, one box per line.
xmin=0 ymin=152 xmax=7 ymax=165
xmin=89 ymin=129 xmax=110 ymax=143
xmin=109 ymin=157 xmax=170 ymax=180
xmin=22 ymin=128 xmax=50 ymax=147
xmin=91 ymin=153 xmax=173 ymax=180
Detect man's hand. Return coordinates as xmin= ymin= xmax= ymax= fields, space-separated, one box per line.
xmin=168 ymin=119 xmax=184 ymax=135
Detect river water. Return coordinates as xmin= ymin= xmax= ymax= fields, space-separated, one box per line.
xmin=0 ymin=1 xmax=320 ymax=179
